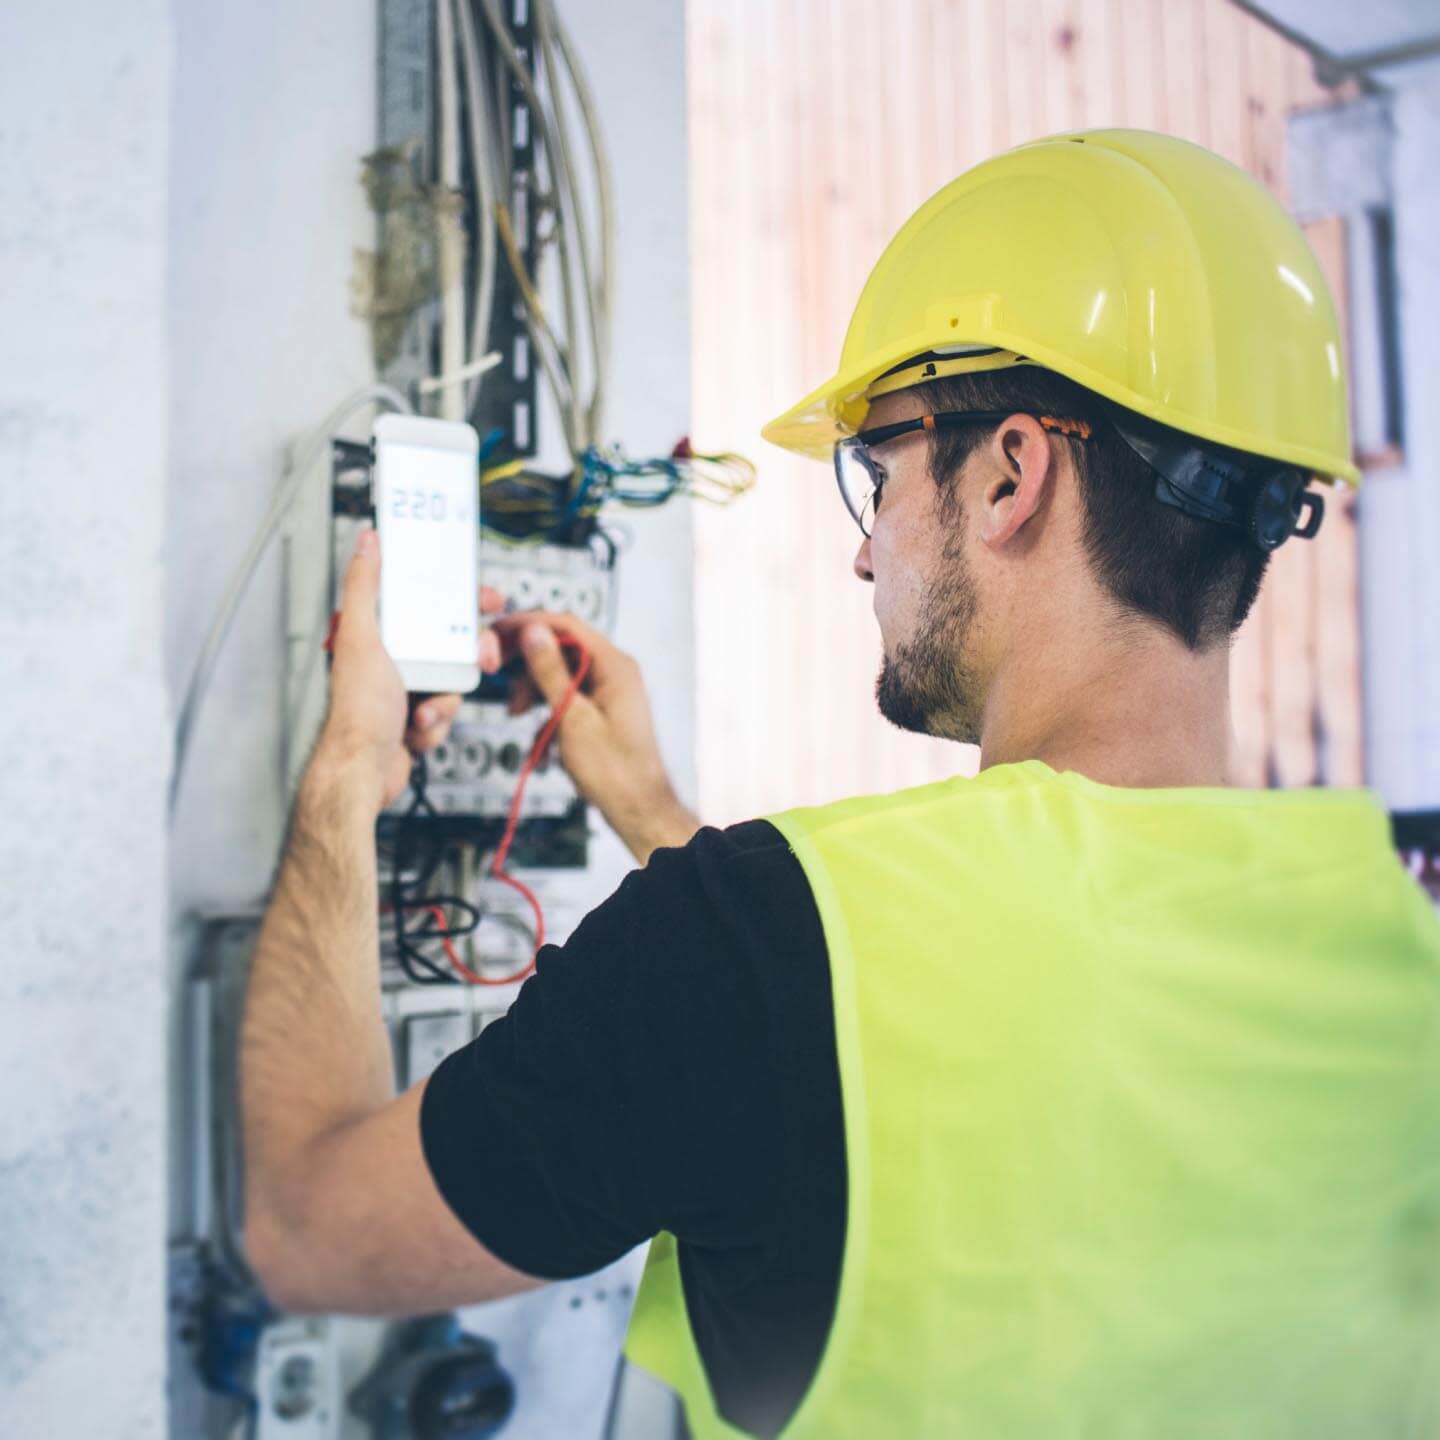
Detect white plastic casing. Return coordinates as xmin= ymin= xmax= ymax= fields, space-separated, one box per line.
xmin=373 ymin=414 xmax=481 ymax=695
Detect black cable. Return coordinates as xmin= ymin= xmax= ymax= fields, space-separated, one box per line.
xmin=406 ymin=894 xmax=484 ymax=939
xmin=386 ymin=758 xmax=460 ymax=985
xmin=383 ymin=758 xmax=514 ymax=983
xmin=407 ymin=753 xmax=438 ymax=816
xmin=589 ymin=523 xmax=619 ymax=571
xmin=388 ymin=845 xmax=456 ymax=986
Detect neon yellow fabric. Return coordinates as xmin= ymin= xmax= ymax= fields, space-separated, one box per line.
xmin=625 ymin=760 xmax=1440 ymax=1437
xmin=761 ymin=129 xmax=1359 ymax=484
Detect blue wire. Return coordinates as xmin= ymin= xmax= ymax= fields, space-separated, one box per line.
xmin=535 ymin=446 xmax=702 ymax=537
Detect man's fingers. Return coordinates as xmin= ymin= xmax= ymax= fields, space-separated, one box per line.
xmin=406 ymin=718 xmax=451 ymax=755
xmin=490 ymin=609 xmax=617 ymax=715
xmin=492 ymin=607 xmax=604 ymax=655
xmin=507 ymin=674 xmax=539 ymax=716
xmin=404 ymin=693 xmax=461 ymax=754
xmin=413 ymin=693 xmax=461 ymax=732
xmin=519 ymin=621 xmax=588 ymax=707
xmin=479 ymin=584 xmax=507 ymax=616
xmin=478 ymin=629 xmax=502 ymax=674
xmin=406 ymin=694 xmax=460 ymax=753
xmin=337 ymin=529 xmax=381 ymax=642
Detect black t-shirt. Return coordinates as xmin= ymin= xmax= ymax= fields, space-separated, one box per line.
xmin=420 ymin=821 xmax=845 ymax=1439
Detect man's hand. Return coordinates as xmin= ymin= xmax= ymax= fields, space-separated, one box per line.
xmin=314 ymin=530 xmax=409 ymax=811
xmin=491 ymin=609 xmax=700 ymax=864
xmin=315 ymin=532 xmax=503 ymax=812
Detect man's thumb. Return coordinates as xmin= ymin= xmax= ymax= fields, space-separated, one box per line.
xmin=520 ymin=622 xmax=575 ymax=704
xmin=339 ymin=529 xmax=380 ymax=631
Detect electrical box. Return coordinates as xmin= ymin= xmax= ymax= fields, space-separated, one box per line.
xmin=168 ymin=2 xmax=720 ymax=1433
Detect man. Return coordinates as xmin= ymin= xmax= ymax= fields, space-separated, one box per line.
xmin=241 ymin=130 xmax=1440 ymax=1438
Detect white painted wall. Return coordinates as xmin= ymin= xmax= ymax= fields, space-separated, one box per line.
xmin=0 ymin=4 xmax=172 ymax=1437
xmin=165 ymin=0 xmax=381 ymax=912
xmin=162 ymin=0 xmax=384 ymax=1328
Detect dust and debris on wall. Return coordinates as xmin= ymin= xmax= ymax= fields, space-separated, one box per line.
xmin=351 ymin=143 xmax=459 ymax=371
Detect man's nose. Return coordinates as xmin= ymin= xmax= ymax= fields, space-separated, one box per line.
xmin=853 ymin=535 xmax=874 ymax=583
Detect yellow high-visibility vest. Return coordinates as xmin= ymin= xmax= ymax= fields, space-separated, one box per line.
xmin=626 ymin=760 xmax=1440 ymax=1437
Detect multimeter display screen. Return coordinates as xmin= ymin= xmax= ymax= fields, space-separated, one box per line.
xmin=375 ymin=442 xmax=479 ymax=666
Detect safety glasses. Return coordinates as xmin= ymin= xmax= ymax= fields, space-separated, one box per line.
xmin=833 ymin=410 xmax=1094 ymax=537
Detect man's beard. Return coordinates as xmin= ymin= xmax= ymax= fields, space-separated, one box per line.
xmin=875 ymin=515 xmax=983 ymax=744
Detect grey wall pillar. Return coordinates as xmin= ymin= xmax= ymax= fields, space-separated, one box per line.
xmin=1291 ymin=70 xmax=1440 ymax=810
xmin=1381 ymin=63 xmax=1440 ymax=808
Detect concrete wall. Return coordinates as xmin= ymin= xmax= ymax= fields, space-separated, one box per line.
xmin=0 ymin=4 xmax=172 ymax=1437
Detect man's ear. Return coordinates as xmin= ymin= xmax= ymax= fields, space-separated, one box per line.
xmin=977 ymin=414 xmax=1056 ymax=549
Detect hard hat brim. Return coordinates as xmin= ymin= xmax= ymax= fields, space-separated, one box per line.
xmin=762 ymin=336 xmax=1361 ymax=486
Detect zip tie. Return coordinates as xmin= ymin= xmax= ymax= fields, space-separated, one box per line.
xmin=417 ymin=349 xmax=505 ymax=396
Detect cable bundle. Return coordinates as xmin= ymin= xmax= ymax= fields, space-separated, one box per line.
xmin=478 ymin=439 xmax=756 ymax=538
xmin=384 ymin=759 xmax=488 ymax=986
xmin=404 ymin=2 xmax=758 ymax=538
xmin=383 ymin=635 xmax=592 ymax=987
xmin=378 ymin=0 xmax=613 ymax=443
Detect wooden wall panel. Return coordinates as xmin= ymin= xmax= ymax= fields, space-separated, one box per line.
xmin=687 ymin=0 xmax=1363 ymax=825
xmin=1303 ymin=215 xmax=1366 ymax=787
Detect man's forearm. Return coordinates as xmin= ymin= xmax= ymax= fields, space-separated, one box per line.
xmin=611 ymin=788 xmax=702 ymax=867
xmin=241 ymin=756 xmax=390 ymax=1223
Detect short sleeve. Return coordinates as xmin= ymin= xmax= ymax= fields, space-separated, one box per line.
xmin=419 ymin=820 xmax=826 ymax=1280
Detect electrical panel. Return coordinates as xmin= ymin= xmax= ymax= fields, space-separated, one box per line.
xmin=173 ymin=1 xmax=634 ymax=1429
xmin=169 ymin=0 xmax=737 ymax=1432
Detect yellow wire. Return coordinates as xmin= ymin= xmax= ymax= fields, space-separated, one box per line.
xmin=480 ymin=525 xmax=549 ymax=548
xmin=481 ymin=458 xmax=526 ymax=484
xmin=496 ymin=202 xmax=567 ymax=353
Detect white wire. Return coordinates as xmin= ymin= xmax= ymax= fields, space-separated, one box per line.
xmin=169 ymin=383 xmax=412 ymax=817
xmin=533 ymin=0 xmax=591 ymax=442
xmin=454 ymin=0 xmax=500 ymax=416
xmin=417 ymin=348 xmax=504 ymax=396
xmin=444 ymin=0 xmax=616 ymax=459
xmin=548 ymin=0 xmax=614 ymax=437
xmin=435 ymin=0 xmax=467 ymax=422
xmin=456 ymin=0 xmax=578 ymax=452
xmin=495 ymin=200 xmax=581 ymax=453
xmin=536 ymin=0 xmax=611 ymax=444
xmin=479 ymin=0 xmax=584 ymax=449
xmin=516 ymin=4 xmax=581 ymax=426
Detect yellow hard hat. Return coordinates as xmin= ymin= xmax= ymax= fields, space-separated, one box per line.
xmin=762 ymin=128 xmax=1359 ymax=485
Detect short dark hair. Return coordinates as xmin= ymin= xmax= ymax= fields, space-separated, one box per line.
xmin=912 ymin=366 xmax=1271 ymax=651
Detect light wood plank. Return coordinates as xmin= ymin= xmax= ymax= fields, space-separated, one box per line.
xmin=1303 ymin=215 xmax=1366 ymax=786
xmin=689 ymin=0 xmax=1357 ymax=816
xmin=1256 ymin=14 xmax=1319 ymax=786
